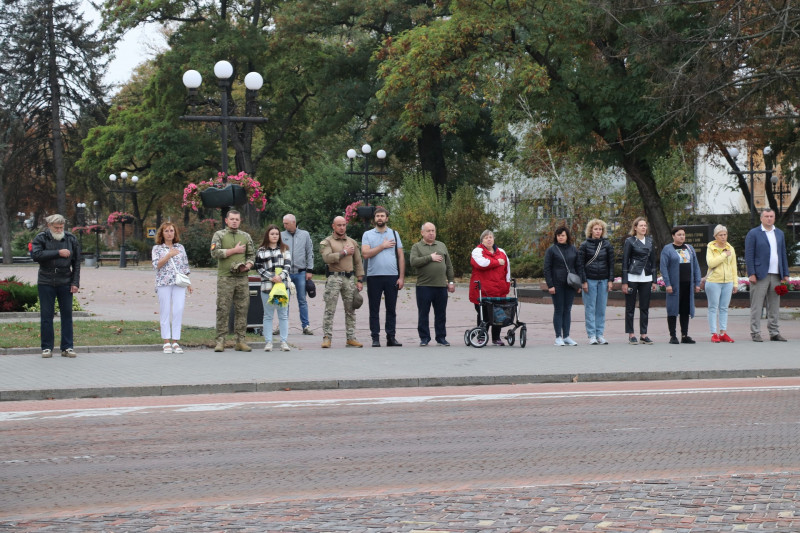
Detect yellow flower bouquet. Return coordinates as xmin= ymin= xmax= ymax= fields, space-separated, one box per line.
xmin=268 ymin=268 xmax=289 ymax=307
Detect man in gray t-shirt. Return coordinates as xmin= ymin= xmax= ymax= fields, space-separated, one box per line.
xmin=361 ymin=207 xmax=405 ymax=347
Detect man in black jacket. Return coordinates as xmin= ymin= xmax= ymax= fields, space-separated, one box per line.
xmin=31 ymin=214 xmax=81 ymax=358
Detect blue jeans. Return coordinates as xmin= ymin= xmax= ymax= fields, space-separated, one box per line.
xmin=290 ymin=272 xmax=309 ymax=329
xmin=38 ymin=283 xmax=73 ymax=351
xmin=260 ymin=292 xmax=289 ymax=343
xmin=550 ymin=283 xmax=575 ymax=338
xmin=706 ymin=281 xmax=733 ymax=334
xmin=584 ymin=279 xmax=608 ymax=338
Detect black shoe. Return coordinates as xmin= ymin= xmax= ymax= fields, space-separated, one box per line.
xmin=386 ymin=337 xmax=403 ymax=347
xmin=628 ymin=336 xmax=638 ymax=345
xmin=437 ymin=340 xmax=450 ymax=347
xmin=420 ymin=340 xmax=429 ymax=346
xmin=669 ymin=336 xmax=679 ymax=345
xmin=371 ymin=339 xmax=381 ymax=347
xmin=770 ymin=334 xmax=788 ymax=342
xmin=681 ymin=336 xmax=695 ymax=344
xmin=639 ymin=336 xmax=654 ymax=345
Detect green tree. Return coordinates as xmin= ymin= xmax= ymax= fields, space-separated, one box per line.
xmin=6 ymin=0 xmax=108 ymax=215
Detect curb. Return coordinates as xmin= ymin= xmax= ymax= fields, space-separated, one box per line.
xmin=2 ymin=368 xmax=798 ymax=401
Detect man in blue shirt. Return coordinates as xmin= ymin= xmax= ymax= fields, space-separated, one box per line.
xmin=361 ymin=207 xmax=405 ymax=347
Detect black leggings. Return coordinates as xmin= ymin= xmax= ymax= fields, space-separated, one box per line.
xmin=625 ymin=282 xmax=652 ymax=334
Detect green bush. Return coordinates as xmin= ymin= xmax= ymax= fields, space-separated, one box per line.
xmin=23 ymin=296 xmax=83 ymax=312
xmin=180 ymin=219 xmax=220 ymax=268
xmin=510 ymin=254 xmax=544 ymax=279
xmin=11 ymin=229 xmax=38 ymax=257
xmin=441 ymin=185 xmax=496 ymax=277
xmin=0 ymin=277 xmax=40 ymax=312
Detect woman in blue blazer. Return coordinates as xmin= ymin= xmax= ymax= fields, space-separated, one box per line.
xmin=660 ymin=226 xmax=702 ymax=344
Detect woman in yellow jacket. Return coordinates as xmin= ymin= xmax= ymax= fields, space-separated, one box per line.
xmin=705 ymin=225 xmax=739 ymax=342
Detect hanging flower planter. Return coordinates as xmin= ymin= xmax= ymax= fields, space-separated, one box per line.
xmin=107 ymin=212 xmax=134 ymax=225
xmin=182 ymin=172 xmax=267 ymax=212
xmin=86 ymin=224 xmax=106 ymax=234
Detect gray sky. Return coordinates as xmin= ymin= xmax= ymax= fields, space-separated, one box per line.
xmin=81 ymin=1 xmax=166 ymax=88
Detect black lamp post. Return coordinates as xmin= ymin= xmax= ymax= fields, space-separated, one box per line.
xmin=180 ymin=61 xmax=268 ymax=219
xmin=92 ymin=200 xmax=101 ymax=268
xmin=345 ymin=144 xmax=387 ymax=230
xmin=108 ymin=172 xmax=138 ymax=268
xmin=727 ymin=146 xmax=773 ymax=227
xmin=75 ymin=202 xmax=86 ymax=257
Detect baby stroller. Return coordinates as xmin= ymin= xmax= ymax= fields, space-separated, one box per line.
xmin=464 ymin=279 xmax=527 ymax=348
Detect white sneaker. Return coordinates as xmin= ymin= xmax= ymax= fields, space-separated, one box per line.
xmin=588 ymin=336 xmax=598 ymax=345
xmin=264 ymin=342 xmax=273 ymax=352
xmin=563 ymin=337 xmax=578 ymax=346
xmin=172 ymin=343 xmax=184 ymax=354
xmin=554 ymin=337 xmax=565 ymax=346
xmin=597 ymin=336 xmax=608 ymax=345
xmin=163 ymin=342 xmax=172 ymax=354
xmin=280 ymin=341 xmax=291 ymax=352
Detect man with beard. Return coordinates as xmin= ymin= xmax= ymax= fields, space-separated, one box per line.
xmin=361 ymin=207 xmax=405 ymax=347
xmin=31 ymin=214 xmax=81 ymax=358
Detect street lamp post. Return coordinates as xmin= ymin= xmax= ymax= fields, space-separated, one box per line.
xmin=345 ymin=144 xmax=387 ymax=231
xmin=75 ymin=202 xmax=86 ymax=258
xmin=108 ymin=172 xmax=138 ymax=268
xmin=727 ymin=146 xmax=773 ymax=227
xmin=180 ymin=60 xmax=268 ymax=218
xmin=92 ymin=201 xmax=101 ymax=268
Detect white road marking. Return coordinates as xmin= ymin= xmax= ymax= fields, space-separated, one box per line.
xmin=1 ymin=385 xmax=799 ymax=422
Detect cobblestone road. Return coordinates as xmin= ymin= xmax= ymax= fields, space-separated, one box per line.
xmin=4 ymin=472 xmax=800 ymax=531
xmin=2 ymin=382 xmax=800 ymax=531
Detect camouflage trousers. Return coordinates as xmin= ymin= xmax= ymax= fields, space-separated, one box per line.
xmin=216 ymin=276 xmax=250 ymax=342
xmin=322 ymin=275 xmax=357 ymax=340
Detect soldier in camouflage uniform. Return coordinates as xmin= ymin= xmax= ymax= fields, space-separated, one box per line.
xmin=210 ymin=210 xmax=256 ymax=352
xmin=320 ymin=216 xmax=365 ymax=348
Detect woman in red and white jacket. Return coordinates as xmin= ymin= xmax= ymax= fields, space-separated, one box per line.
xmin=469 ymin=229 xmax=511 ymax=345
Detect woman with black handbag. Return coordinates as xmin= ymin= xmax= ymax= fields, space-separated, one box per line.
xmin=621 ymin=217 xmax=658 ymax=345
xmin=544 ymin=226 xmax=583 ymax=346
xmin=152 ymin=222 xmax=192 ymax=354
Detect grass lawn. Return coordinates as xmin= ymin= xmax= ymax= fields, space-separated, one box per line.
xmin=0 ymin=321 xmax=263 ymax=349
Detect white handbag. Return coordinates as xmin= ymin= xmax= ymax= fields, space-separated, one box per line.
xmin=169 ymin=255 xmax=191 ymax=288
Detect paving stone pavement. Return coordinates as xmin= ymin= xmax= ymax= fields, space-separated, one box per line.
xmin=4 ymin=472 xmax=799 ymax=532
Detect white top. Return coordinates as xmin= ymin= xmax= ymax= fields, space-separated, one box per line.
xmin=761 ymin=225 xmax=780 ymax=274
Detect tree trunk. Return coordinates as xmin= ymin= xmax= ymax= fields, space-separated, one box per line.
xmin=620 ymin=154 xmax=671 ymax=252
xmin=0 ymin=171 xmax=11 ymax=264
xmin=46 ymin=0 xmax=66 ymax=216
xmin=418 ymin=124 xmax=447 ymax=189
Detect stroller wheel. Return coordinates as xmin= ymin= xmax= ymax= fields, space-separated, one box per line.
xmin=468 ymin=327 xmax=488 ymax=348
xmin=520 ymin=326 xmax=527 ymax=348
xmin=506 ymin=331 xmax=515 ymax=346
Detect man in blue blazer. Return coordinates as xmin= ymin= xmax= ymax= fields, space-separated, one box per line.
xmin=744 ymin=208 xmax=790 ymax=342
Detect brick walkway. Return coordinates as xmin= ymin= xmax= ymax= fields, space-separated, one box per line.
xmin=5 ymin=472 xmax=799 ymax=531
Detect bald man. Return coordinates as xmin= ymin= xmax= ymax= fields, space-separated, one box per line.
xmin=319 ymin=216 xmax=365 ymax=348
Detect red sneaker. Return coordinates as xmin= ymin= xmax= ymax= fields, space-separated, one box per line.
xmin=720 ymin=333 xmax=735 ymax=343
xmin=711 ymin=333 xmax=721 ymax=343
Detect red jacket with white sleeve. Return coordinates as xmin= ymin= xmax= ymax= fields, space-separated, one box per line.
xmin=468 ymin=244 xmax=511 ymax=304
